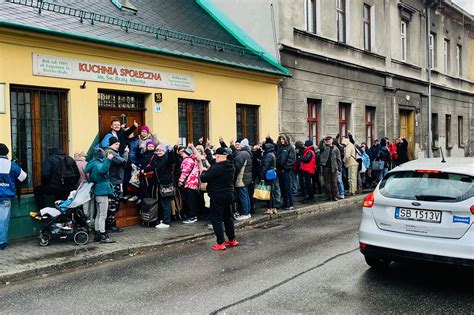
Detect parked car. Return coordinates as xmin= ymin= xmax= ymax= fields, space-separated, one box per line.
xmin=359 ymin=157 xmax=474 ymax=269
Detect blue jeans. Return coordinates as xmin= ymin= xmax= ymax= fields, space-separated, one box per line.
xmin=236 ymin=186 xmax=251 ymax=216
xmin=337 ymin=172 xmax=345 ymax=197
xmin=378 ymin=168 xmax=388 ymax=181
xmin=279 ymin=170 xmax=294 ymax=208
xmin=291 ymin=171 xmax=299 ymax=194
xmin=0 ymin=200 xmax=12 ymax=246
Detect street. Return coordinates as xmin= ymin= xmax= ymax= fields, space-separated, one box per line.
xmin=1 ymin=203 xmax=473 ymax=314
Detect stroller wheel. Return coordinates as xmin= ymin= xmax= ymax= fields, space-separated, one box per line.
xmin=73 ymin=231 xmax=89 ymax=245
xmin=39 ymin=233 xmax=51 ymax=247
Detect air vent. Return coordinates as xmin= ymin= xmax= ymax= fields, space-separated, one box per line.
xmin=111 ymin=0 xmax=137 ymax=14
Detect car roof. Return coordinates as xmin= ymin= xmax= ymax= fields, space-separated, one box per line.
xmin=390 ymin=158 xmax=474 ymax=176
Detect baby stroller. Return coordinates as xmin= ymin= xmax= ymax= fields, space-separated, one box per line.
xmin=37 ymin=182 xmax=94 ymax=247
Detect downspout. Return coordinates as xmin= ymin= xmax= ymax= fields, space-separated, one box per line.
xmin=425 ymin=1 xmax=435 ymax=158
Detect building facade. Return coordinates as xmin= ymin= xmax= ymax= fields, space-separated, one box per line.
xmin=0 ymin=0 xmax=288 ymax=239
xmin=213 ymin=0 xmax=474 ymax=158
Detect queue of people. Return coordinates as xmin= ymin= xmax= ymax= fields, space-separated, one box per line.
xmin=0 ymin=118 xmax=410 ymax=250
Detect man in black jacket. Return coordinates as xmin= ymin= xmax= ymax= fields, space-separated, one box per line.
xmin=200 ymin=147 xmax=238 ymax=251
xmin=276 ymin=134 xmax=296 ymax=210
xmin=34 ymin=148 xmax=80 ymax=209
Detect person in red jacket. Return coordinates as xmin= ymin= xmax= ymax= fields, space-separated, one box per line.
xmin=386 ymin=138 xmax=399 ymax=168
xmin=299 ymin=140 xmax=316 ymax=203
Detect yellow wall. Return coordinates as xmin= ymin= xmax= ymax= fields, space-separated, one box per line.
xmin=0 ymin=28 xmax=280 ymax=156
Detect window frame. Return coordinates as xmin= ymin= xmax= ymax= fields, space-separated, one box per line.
xmin=306 ymin=0 xmax=317 ymax=34
xmin=336 ymin=0 xmax=346 ymax=43
xmin=446 ymin=114 xmax=452 ymax=149
xmin=307 ymin=99 xmax=320 ymax=144
xmin=456 ymin=44 xmax=462 ymax=77
xmin=365 ymin=106 xmax=376 ymax=146
xmin=236 ymin=104 xmax=260 ymax=145
xmin=339 ymin=103 xmax=350 ymax=138
xmin=178 ymin=99 xmax=209 ymax=145
xmin=400 ymin=20 xmax=407 ymax=61
xmin=443 ymin=39 xmax=450 ymax=74
xmin=363 ymin=4 xmax=371 ymax=51
xmin=458 ymin=116 xmax=464 ymax=148
xmin=429 ymin=32 xmax=436 ymax=69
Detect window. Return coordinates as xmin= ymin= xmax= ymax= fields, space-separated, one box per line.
xmin=400 ymin=21 xmax=407 ymax=61
xmin=432 ymin=113 xmax=438 ymax=147
xmin=365 ymin=107 xmax=376 ymax=146
xmin=446 ymin=114 xmax=451 ymax=149
xmin=307 ymin=99 xmax=320 ymax=144
xmin=98 ymin=90 xmax=145 ymax=109
xmin=339 ymin=103 xmax=350 ymax=138
xmin=458 ymin=116 xmax=464 ymax=147
xmin=178 ymin=99 xmax=209 ymax=145
xmin=443 ymin=39 xmax=450 ymax=74
xmin=429 ymin=33 xmax=436 ymax=69
xmin=336 ymin=0 xmax=346 ymax=43
xmin=236 ymin=104 xmax=259 ymax=145
xmin=10 ymin=87 xmax=68 ymax=190
xmin=363 ymin=4 xmax=371 ymax=51
xmin=456 ymin=44 xmax=462 ymax=77
xmin=306 ymin=0 xmax=317 ymax=33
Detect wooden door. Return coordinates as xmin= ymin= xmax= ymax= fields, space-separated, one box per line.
xmin=98 ymin=109 xmax=144 ymax=140
xmin=399 ymin=110 xmax=415 ymax=160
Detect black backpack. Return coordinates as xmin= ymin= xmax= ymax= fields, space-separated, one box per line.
xmin=53 ymin=155 xmax=78 ymax=187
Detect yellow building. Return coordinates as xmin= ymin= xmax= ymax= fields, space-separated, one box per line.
xmin=0 ymin=0 xmax=289 ymax=239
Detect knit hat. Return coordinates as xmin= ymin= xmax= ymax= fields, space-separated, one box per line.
xmin=304 ymin=140 xmax=313 ymax=147
xmin=295 ymin=141 xmax=304 ymax=149
xmin=146 ymin=140 xmax=155 ymax=148
xmin=74 ymin=151 xmax=86 ymax=160
xmin=156 ymin=143 xmax=167 ymax=152
xmin=240 ymin=138 xmax=249 ymax=148
xmin=0 ymin=143 xmax=9 ymax=156
xmin=108 ymin=136 xmax=120 ymax=146
xmin=139 ymin=125 xmax=150 ymax=133
xmin=215 ymin=147 xmax=230 ymax=155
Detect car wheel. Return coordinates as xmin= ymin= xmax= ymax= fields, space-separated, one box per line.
xmin=364 ymin=256 xmax=391 ymax=270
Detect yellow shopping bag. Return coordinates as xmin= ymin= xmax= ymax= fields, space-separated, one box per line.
xmin=253 ymin=181 xmax=271 ymax=201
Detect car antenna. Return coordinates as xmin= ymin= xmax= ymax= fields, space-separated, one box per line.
xmin=439 ymin=147 xmax=446 ymax=163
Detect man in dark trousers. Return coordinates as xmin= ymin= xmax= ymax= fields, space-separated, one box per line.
xmin=200 ymin=147 xmax=238 ymax=251
xmin=34 ymin=148 xmax=80 ymax=209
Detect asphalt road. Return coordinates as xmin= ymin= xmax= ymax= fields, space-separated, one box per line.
xmin=1 ymin=203 xmax=473 ymax=314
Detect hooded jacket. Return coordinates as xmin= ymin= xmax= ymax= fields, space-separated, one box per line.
xmin=200 ymin=157 xmax=235 ymax=196
xmin=85 ymin=149 xmax=113 ymax=196
xmin=105 ymin=147 xmax=128 ymax=185
xmin=261 ymin=143 xmax=277 ymax=182
xmin=275 ymin=134 xmax=296 ymax=171
xmin=234 ymin=144 xmax=253 ymax=187
xmin=342 ymin=138 xmax=359 ymax=167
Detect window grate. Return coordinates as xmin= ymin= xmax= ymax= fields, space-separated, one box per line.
xmin=98 ymin=90 xmax=145 ymax=109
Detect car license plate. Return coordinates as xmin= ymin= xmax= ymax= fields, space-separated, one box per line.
xmin=394 ymin=208 xmax=442 ymax=223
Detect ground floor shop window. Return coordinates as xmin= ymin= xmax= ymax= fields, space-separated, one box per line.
xmin=339 ymin=102 xmax=350 ymax=138
xmin=446 ymin=114 xmax=452 ymax=149
xmin=365 ymin=107 xmax=375 ymax=145
xmin=236 ymin=104 xmax=259 ymax=145
xmin=178 ymin=99 xmax=209 ymax=145
xmin=458 ymin=116 xmax=464 ymax=147
xmin=307 ymin=99 xmax=320 ymax=143
xmin=432 ymin=113 xmax=439 ymax=147
xmin=10 ymin=86 xmax=68 ymax=191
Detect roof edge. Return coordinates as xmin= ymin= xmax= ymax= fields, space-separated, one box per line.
xmin=196 ymin=0 xmax=291 ymax=77
xmin=0 ymin=21 xmax=287 ymax=78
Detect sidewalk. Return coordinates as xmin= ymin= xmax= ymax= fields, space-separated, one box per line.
xmin=0 ymin=194 xmax=366 ymax=285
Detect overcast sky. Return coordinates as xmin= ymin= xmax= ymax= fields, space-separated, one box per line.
xmin=452 ymin=0 xmax=474 ymax=14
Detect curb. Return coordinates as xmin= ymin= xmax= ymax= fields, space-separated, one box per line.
xmin=0 ymin=195 xmax=366 ymax=286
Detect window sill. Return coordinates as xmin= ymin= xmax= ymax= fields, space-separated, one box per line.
xmin=391 ymin=59 xmax=422 ymax=71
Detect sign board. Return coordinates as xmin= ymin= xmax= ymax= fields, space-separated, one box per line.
xmin=154 ymin=93 xmax=163 ymax=103
xmin=32 ymin=53 xmax=195 ymax=92
xmin=154 ymin=103 xmax=162 ymax=113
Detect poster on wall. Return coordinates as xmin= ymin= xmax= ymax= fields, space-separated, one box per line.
xmin=32 ymin=53 xmax=195 ymax=92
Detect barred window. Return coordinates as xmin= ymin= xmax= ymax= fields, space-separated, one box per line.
xmin=98 ymin=90 xmax=145 ymax=109
xmin=10 ymin=86 xmax=68 ymax=190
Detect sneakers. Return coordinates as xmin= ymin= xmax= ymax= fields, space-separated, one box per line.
xmin=0 ymin=243 xmax=7 ymax=250
xmin=337 ymin=195 xmax=345 ymax=199
xmin=155 ymin=221 xmax=170 ymax=229
xmin=128 ymin=196 xmax=139 ymax=202
xmin=235 ymin=214 xmax=251 ymax=221
xmin=224 ymin=239 xmax=239 ymax=247
xmin=183 ymin=217 xmax=197 ymax=224
xmin=100 ymin=233 xmax=116 ymax=244
xmin=211 ymin=243 xmax=226 ymax=251
xmin=284 ymin=206 xmax=295 ymax=211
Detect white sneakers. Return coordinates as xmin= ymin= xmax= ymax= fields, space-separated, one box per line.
xmin=128 ymin=196 xmax=139 ymax=202
xmin=155 ymin=221 xmax=170 ymax=229
xmin=235 ymin=214 xmax=251 ymax=221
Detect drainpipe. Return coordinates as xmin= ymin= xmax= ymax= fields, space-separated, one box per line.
xmin=425 ymin=0 xmax=435 ymax=158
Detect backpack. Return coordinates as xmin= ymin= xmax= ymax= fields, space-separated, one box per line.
xmin=53 ymin=155 xmax=78 ymax=187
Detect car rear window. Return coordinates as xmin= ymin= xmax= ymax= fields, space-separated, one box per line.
xmin=379 ymin=171 xmax=474 ymax=202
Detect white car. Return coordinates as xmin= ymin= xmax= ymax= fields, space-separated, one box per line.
xmin=359 ymin=157 xmax=474 ymax=268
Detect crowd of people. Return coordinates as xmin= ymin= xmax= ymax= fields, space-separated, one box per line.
xmin=0 ymin=119 xmax=410 ymax=250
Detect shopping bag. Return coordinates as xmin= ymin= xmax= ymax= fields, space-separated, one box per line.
xmin=129 ymin=164 xmax=140 ymax=188
xmin=253 ymin=181 xmax=271 ymax=201
xmin=372 ymin=160 xmax=384 ymax=171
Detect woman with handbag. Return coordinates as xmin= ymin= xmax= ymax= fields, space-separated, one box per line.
xmin=261 ymin=143 xmax=278 ymax=215
xmin=138 ymin=141 xmax=157 ymax=202
xmin=154 ymin=144 xmax=175 ymax=229
xmin=178 ymin=145 xmax=200 ymax=224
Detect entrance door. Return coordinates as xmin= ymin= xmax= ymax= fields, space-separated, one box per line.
xmin=98 ymin=109 xmax=144 ymax=141
xmin=399 ymin=109 xmax=415 ymax=160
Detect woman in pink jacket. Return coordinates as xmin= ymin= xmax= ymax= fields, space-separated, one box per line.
xmin=178 ymin=146 xmax=200 ymax=224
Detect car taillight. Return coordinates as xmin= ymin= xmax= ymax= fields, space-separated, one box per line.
xmin=415 ymin=169 xmax=441 ymax=174
xmin=360 ymin=242 xmax=367 ymax=250
xmin=470 ymin=205 xmax=474 ymax=215
xmin=363 ymin=192 xmax=374 ymax=208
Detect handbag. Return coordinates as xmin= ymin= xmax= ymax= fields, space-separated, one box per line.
xmin=199 ymin=182 xmax=207 ymax=192
xmin=372 ymin=160 xmax=384 ymax=171
xmin=159 ymin=183 xmax=176 ymax=198
xmin=265 ymin=168 xmax=277 ymax=181
xmin=253 ymin=180 xmax=271 ymax=201
xmin=143 ymin=155 xmax=156 ymax=179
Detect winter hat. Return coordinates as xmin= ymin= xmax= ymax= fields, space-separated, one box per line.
xmin=295 ymin=141 xmax=304 ymax=149
xmin=156 ymin=143 xmax=167 ymax=152
xmin=146 ymin=140 xmax=155 ymax=148
xmin=139 ymin=125 xmax=150 ymax=133
xmin=240 ymin=138 xmax=249 ymax=149
xmin=0 ymin=143 xmax=9 ymax=156
xmin=108 ymin=136 xmax=120 ymax=146
xmin=304 ymin=140 xmax=313 ymax=147
xmin=74 ymin=151 xmax=86 ymax=160
xmin=215 ymin=147 xmax=230 ymax=155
